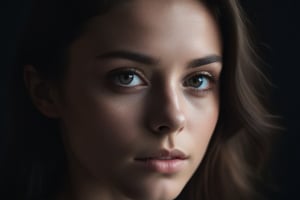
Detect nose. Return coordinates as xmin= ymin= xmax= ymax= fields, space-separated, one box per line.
xmin=146 ymin=84 xmax=186 ymax=135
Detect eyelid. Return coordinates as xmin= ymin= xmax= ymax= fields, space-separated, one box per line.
xmin=108 ymin=67 xmax=149 ymax=86
xmin=184 ymin=71 xmax=218 ymax=83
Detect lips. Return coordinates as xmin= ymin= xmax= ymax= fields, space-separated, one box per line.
xmin=135 ymin=149 xmax=188 ymax=161
xmin=135 ymin=149 xmax=188 ymax=173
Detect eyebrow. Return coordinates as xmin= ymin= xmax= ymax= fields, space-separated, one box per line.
xmin=188 ymin=54 xmax=222 ymax=68
xmin=97 ymin=50 xmax=222 ymax=67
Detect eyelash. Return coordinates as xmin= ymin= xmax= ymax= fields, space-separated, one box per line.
xmin=108 ymin=68 xmax=217 ymax=95
xmin=109 ymin=68 xmax=147 ymax=88
xmin=183 ymin=71 xmax=217 ymax=95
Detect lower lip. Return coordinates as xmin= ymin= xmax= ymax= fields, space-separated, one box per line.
xmin=135 ymin=159 xmax=186 ymax=174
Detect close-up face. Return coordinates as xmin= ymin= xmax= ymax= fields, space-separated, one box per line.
xmin=55 ymin=0 xmax=222 ymax=199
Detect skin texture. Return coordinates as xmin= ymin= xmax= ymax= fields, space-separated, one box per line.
xmin=25 ymin=0 xmax=222 ymax=199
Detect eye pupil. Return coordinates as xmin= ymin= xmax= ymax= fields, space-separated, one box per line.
xmin=189 ymin=76 xmax=203 ymax=87
xmin=118 ymin=72 xmax=134 ymax=84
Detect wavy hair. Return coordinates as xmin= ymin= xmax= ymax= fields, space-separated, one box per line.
xmin=2 ymin=0 xmax=279 ymax=200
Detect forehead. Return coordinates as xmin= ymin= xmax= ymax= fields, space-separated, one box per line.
xmin=91 ymin=0 xmax=216 ymax=32
xmin=70 ymin=0 xmax=221 ymax=64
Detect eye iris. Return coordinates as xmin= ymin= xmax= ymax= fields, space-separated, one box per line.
xmin=189 ymin=75 xmax=204 ymax=88
xmin=118 ymin=72 xmax=134 ymax=84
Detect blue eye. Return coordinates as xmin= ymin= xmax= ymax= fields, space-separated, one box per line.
xmin=112 ymin=70 xmax=144 ymax=87
xmin=184 ymin=73 xmax=212 ymax=90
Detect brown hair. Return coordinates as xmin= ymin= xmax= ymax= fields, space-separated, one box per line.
xmin=178 ymin=1 xmax=280 ymax=199
xmin=3 ymin=0 xmax=279 ymax=200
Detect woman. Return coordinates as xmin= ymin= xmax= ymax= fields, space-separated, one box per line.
xmin=2 ymin=0 xmax=279 ymax=199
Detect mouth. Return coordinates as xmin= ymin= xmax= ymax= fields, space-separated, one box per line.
xmin=134 ymin=149 xmax=188 ymax=174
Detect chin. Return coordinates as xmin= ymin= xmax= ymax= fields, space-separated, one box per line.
xmin=121 ymin=177 xmax=186 ymax=200
xmin=130 ymin=191 xmax=181 ymax=200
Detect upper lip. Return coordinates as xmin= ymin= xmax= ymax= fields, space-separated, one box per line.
xmin=135 ymin=149 xmax=188 ymax=160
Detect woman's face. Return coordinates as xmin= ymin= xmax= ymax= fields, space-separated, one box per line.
xmin=57 ymin=0 xmax=222 ymax=199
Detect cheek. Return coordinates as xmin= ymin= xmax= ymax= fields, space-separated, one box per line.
xmin=186 ymin=97 xmax=219 ymax=162
xmin=60 ymin=91 xmax=143 ymax=174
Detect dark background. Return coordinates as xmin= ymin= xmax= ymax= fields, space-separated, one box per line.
xmin=1 ymin=0 xmax=299 ymax=199
xmin=241 ymin=1 xmax=300 ymax=199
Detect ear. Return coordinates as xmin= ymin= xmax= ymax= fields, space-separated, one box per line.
xmin=24 ymin=65 xmax=61 ymax=118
